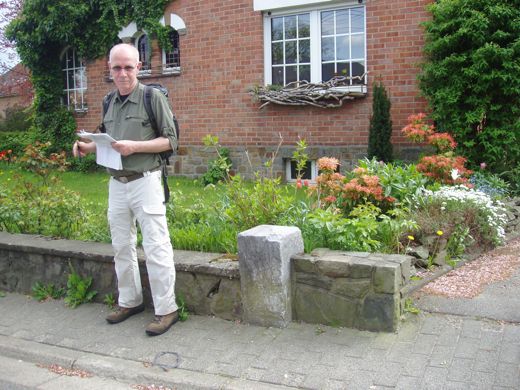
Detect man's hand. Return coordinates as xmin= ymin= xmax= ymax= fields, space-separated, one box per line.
xmin=111 ymin=140 xmax=139 ymax=156
xmin=73 ymin=140 xmax=95 ymax=157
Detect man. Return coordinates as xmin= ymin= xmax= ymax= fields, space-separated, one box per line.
xmin=73 ymin=43 xmax=178 ymax=336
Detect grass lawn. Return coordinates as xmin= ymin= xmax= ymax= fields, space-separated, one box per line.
xmin=0 ymin=164 xmax=233 ymax=213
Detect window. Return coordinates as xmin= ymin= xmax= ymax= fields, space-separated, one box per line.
xmin=163 ymin=28 xmax=181 ymax=72
xmin=264 ymin=4 xmax=366 ymax=88
xmin=61 ymin=47 xmax=87 ymax=111
xmin=285 ymin=159 xmax=317 ymax=182
xmin=137 ymin=33 xmax=151 ymax=73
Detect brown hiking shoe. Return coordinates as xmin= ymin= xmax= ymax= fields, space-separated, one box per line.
xmin=106 ymin=303 xmax=145 ymax=324
xmin=145 ymin=311 xmax=179 ymax=336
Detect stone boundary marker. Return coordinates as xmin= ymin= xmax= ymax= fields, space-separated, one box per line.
xmin=1 ymin=227 xmax=413 ymax=332
xmin=238 ymin=225 xmax=304 ymax=327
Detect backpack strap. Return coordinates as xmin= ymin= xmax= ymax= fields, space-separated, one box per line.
xmin=99 ymin=90 xmax=116 ymax=133
xmin=143 ymin=85 xmax=160 ymax=136
xmin=143 ymin=85 xmax=171 ymax=204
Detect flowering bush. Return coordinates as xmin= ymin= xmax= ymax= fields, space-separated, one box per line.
xmin=401 ymin=113 xmax=434 ymax=143
xmin=0 ymin=149 xmax=15 ymax=164
xmin=312 ymin=157 xmax=395 ymax=214
xmin=427 ymin=133 xmax=457 ymax=153
xmin=416 ymin=155 xmax=472 ymax=185
xmin=402 ymin=113 xmax=473 ymax=186
xmin=414 ymin=185 xmax=507 ymax=248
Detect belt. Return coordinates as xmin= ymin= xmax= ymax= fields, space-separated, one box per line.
xmin=112 ymin=166 xmax=161 ymax=184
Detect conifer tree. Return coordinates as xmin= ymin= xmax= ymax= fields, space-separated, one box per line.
xmin=368 ymin=80 xmax=393 ymax=162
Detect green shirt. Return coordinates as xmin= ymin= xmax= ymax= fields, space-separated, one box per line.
xmin=103 ymin=83 xmax=178 ymax=177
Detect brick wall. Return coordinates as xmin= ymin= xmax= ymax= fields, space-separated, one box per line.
xmin=75 ymin=0 xmax=431 ymax=177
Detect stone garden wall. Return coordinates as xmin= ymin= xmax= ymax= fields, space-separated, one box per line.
xmin=1 ymin=228 xmax=413 ymax=332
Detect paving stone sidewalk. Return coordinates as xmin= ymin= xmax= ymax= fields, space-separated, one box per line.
xmin=1 ymin=288 xmax=519 ymax=389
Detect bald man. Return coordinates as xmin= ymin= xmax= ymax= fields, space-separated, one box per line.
xmin=74 ymin=43 xmax=179 ymax=336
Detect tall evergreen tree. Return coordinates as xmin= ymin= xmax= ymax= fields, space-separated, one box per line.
xmin=368 ymin=80 xmax=393 ymax=162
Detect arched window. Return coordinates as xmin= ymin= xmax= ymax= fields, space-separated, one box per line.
xmin=137 ymin=33 xmax=151 ymax=72
xmin=163 ymin=28 xmax=180 ymax=72
xmin=61 ymin=47 xmax=87 ymax=111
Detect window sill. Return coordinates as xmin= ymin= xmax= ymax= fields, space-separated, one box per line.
xmin=251 ymin=76 xmax=368 ymax=108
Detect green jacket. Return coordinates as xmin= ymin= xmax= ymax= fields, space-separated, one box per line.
xmin=103 ymin=83 xmax=177 ymax=177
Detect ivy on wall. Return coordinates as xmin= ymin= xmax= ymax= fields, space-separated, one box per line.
xmin=6 ymin=0 xmax=171 ymax=153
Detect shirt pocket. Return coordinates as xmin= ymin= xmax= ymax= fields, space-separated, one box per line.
xmin=124 ymin=115 xmax=154 ymax=140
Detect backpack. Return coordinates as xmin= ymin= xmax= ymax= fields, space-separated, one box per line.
xmin=100 ymin=83 xmax=179 ymax=203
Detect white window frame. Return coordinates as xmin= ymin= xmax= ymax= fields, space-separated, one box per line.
xmin=262 ymin=1 xmax=367 ymax=93
xmin=61 ymin=47 xmax=87 ymax=112
xmin=162 ymin=28 xmax=181 ymax=74
xmin=136 ymin=32 xmax=152 ymax=75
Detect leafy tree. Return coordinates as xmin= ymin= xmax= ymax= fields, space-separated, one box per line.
xmin=367 ymin=80 xmax=392 ymax=162
xmin=419 ymin=0 xmax=520 ymax=174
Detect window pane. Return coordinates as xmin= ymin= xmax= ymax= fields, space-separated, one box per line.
xmin=286 ymin=65 xmax=297 ymax=84
xmin=337 ymin=62 xmax=349 ymax=78
xmin=272 ymin=42 xmax=283 ymax=65
xmin=298 ymin=14 xmax=310 ymax=38
xmin=285 ymin=41 xmax=297 ymax=64
xmin=299 ymin=39 xmax=310 ymax=63
xmin=351 ymin=34 xmax=365 ymax=59
xmin=322 ymin=63 xmax=335 ymax=82
xmin=67 ymin=70 xmax=74 ymax=89
xmin=285 ymin=16 xmax=297 ymax=39
xmin=351 ymin=7 xmax=365 ymax=34
xmin=299 ymin=65 xmax=310 ymax=82
xmin=272 ymin=67 xmax=284 ymax=85
xmin=336 ymin=36 xmax=349 ymax=60
xmin=321 ymin=37 xmax=334 ymax=61
xmin=352 ymin=61 xmax=365 ymax=84
xmin=321 ymin=11 xmax=334 ymax=36
xmin=165 ymin=29 xmax=180 ymax=67
xmin=272 ymin=17 xmax=283 ymax=41
xmin=336 ymin=10 xmax=349 ymax=34
xmin=290 ymin=160 xmax=312 ymax=180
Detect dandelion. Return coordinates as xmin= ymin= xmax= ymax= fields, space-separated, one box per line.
xmin=407 ymin=235 xmax=415 ymax=241
xmin=436 ymin=230 xmax=443 ymax=236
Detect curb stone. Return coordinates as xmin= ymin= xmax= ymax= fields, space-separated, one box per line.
xmin=0 ymin=335 xmax=294 ymax=390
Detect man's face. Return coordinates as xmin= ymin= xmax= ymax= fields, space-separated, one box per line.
xmin=109 ymin=48 xmax=141 ymax=95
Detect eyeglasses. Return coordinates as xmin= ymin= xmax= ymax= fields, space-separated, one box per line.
xmin=111 ymin=65 xmax=136 ymax=73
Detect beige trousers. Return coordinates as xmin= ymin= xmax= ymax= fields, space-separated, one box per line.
xmin=107 ymin=170 xmax=178 ymax=315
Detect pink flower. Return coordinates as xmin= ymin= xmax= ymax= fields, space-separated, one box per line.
xmin=480 ymin=162 xmax=487 ymax=170
xmin=296 ymin=179 xmax=302 ymax=189
xmin=303 ymin=180 xmax=310 ymax=187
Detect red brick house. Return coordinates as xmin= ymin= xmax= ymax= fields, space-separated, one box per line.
xmin=69 ymin=0 xmax=430 ymax=180
xmin=0 ymin=63 xmax=31 ymax=121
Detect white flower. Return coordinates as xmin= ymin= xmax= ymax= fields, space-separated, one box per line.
xmin=451 ymin=169 xmax=460 ymax=180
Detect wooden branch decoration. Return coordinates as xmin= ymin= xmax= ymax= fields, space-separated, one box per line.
xmin=251 ymin=75 xmax=368 ymax=109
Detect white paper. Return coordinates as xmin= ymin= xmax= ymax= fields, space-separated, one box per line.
xmin=77 ymin=131 xmax=122 ymax=170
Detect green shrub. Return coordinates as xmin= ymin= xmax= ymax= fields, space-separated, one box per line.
xmin=419 ymin=0 xmax=520 ymax=174
xmin=201 ymin=147 xmax=232 ymax=186
xmin=0 ymin=131 xmax=36 ymax=158
xmin=413 ymin=185 xmax=507 ymax=250
xmin=0 ymin=105 xmax=32 ymax=133
xmin=68 ymin=153 xmax=103 ymax=173
xmin=355 ymin=158 xmax=428 ymax=206
xmin=31 ymin=282 xmax=65 ymax=301
xmin=367 ymin=80 xmax=392 ymax=162
xmin=65 ymin=264 xmax=97 ymax=308
xmin=470 ymin=170 xmax=510 ymax=199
